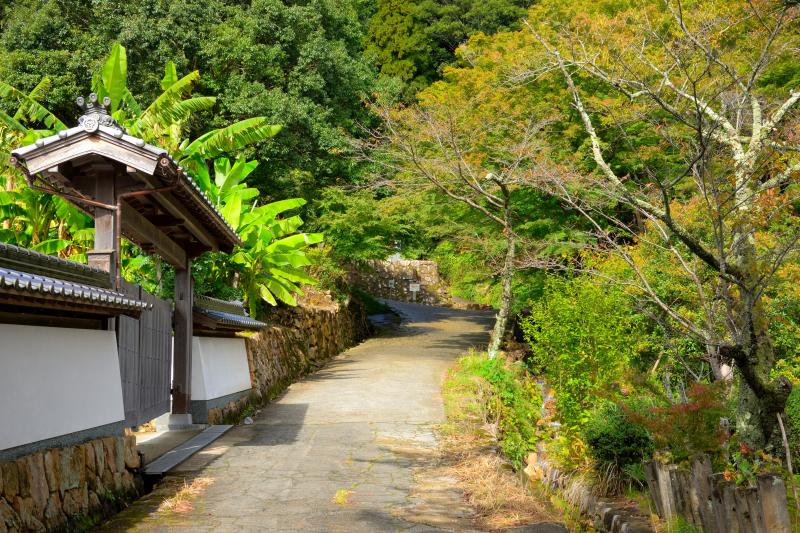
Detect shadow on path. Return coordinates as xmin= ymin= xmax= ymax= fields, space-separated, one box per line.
xmin=98 ymin=301 xmax=507 ymax=532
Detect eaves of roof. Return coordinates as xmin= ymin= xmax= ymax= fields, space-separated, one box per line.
xmin=0 ymin=267 xmax=150 ymax=314
xmin=193 ymin=306 xmax=266 ymax=331
xmin=11 ymin=125 xmax=242 ymax=250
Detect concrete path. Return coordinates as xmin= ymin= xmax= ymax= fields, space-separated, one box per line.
xmin=101 ymin=302 xmax=498 ymax=532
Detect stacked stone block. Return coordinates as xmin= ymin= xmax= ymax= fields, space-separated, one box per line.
xmin=244 ymin=296 xmax=369 ymax=413
xmin=0 ymin=436 xmax=141 ymax=532
xmin=350 ymin=259 xmax=451 ymax=306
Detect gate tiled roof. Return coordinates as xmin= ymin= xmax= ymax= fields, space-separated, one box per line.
xmin=193 ymin=294 xmax=266 ymax=334
xmin=0 ymin=267 xmax=149 ymax=315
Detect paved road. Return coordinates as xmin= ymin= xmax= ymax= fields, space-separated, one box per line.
xmin=103 ymin=302 xmax=495 ymax=532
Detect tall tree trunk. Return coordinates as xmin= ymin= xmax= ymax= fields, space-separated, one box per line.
xmin=730 ymin=215 xmax=792 ymax=448
xmin=706 ymin=345 xmax=728 ymax=382
xmin=733 ymin=291 xmax=791 ymax=449
xmin=488 ymin=228 xmax=515 ymax=358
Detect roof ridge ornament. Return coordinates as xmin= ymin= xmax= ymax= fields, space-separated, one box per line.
xmin=76 ymin=93 xmax=126 ymax=134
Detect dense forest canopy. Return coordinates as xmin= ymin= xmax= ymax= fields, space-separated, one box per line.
xmin=0 ymin=0 xmax=375 ymax=200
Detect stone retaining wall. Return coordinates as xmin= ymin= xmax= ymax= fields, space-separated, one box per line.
xmin=524 ymin=451 xmax=653 ymax=533
xmin=0 ymin=435 xmax=141 ymax=532
xmin=350 ymin=259 xmax=450 ymax=305
xmin=205 ymin=293 xmax=370 ymax=424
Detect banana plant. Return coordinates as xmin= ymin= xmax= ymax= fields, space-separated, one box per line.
xmin=1 ymin=44 xmax=310 ymax=311
xmin=93 ymin=43 xmax=281 ymax=157
xmin=0 ymin=185 xmax=92 ymax=254
xmin=194 ymin=156 xmax=323 ymax=314
xmin=0 ymin=78 xmax=68 ymax=184
xmin=91 ymin=43 xmax=302 ymax=310
xmin=0 ymin=79 xmax=91 ymax=256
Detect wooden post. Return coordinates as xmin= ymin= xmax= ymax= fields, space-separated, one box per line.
xmin=674 ymin=467 xmax=698 ymax=525
xmin=690 ymin=455 xmax=717 ymax=533
xmin=758 ymin=475 xmax=791 ymax=533
xmin=88 ymin=177 xmax=116 ymax=281
xmin=643 ymin=461 xmax=664 ymax=517
xmin=743 ymin=486 xmax=767 ymax=533
xmin=720 ymin=480 xmax=741 ymax=533
xmin=172 ymin=260 xmax=193 ymax=415
xmin=657 ymin=462 xmax=675 ymax=519
xmin=710 ymin=473 xmax=729 ymax=532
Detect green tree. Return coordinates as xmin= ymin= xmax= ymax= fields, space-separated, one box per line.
xmin=365 ymin=0 xmax=531 ymax=97
xmin=312 ymin=188 xmax=416 ymax=263
xmin=2 ymin=43 xmax=319 ymax=312
xmin=526 ymin=0 xmax=800 ymax=448
xmin=199 ymin=0 xmax=376 ymax=199
xmin=1 ymin=0 xmax=379 ymax=202
xmin=523 ymin=275 xmax=646 ymax=429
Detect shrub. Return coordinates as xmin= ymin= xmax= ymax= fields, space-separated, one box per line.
xmin=583 ymin=402 xmax=654 ymax=490
xmin=454 ymin=355 xmax=542 ymax=468
xmin=628 ymin=383 xmax=727 ymax=464
xmin=522 ymin=275 xmax=645 ymax=431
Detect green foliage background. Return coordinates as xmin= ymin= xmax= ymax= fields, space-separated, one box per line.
xmin=3 ymin=0 xmax=800 ymax=499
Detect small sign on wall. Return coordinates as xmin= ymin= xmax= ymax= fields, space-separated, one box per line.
xmin=409 ymin=283 xmax=421 ymax=292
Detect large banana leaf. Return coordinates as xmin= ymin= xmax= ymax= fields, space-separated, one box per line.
xmin=0 ymin=81 xmax=66 ymax=131
xmin=266 ymin=253 xmax=313 ymax=268
xmin=99 ymin=43 xmax=127 ymax=113
xmin=181 ymin=118 xmax=282 ymax=160
xmin=161 ymin=62 xmax=179 ymax=90
xmin=266 ymin=266 xmax=316 ymax=285
xmin=31 ymin=239 xmax=71 ymax=255
xmin=127 ymin=69 xmax=214 ymax=138
xmin=0 ymin=110 xmax=26 ymax=133
xmin=267 ymin=233 xmax=324 ymax=252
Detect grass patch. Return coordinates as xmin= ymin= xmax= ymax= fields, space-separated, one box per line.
xmin=443 ymin=351 xmax=542 ymax=467
xmin=440 ymin=350 xmax=559 ymax=530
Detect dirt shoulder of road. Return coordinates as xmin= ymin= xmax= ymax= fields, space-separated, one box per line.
xmin=434 ymin=352 xmax=568 ymax=532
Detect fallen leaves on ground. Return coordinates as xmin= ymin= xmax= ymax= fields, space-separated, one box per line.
xmin=158 ymin=477 xmax=215 ymax=514
xmin=441 ymin=434 xmax=557 ymax=531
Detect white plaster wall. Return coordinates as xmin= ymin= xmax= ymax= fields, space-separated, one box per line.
xmin=0 ymin=324 xmax=125 ymax=451
xmin=191 ymin=337 xmax=251 ymax=401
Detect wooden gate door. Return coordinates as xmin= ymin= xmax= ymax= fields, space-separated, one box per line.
xmin=117 ymin=281 xmax=173 ymax=427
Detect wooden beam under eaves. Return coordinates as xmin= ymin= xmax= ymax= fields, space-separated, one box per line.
xmin=120 ymin=204 xmax=187 ymax=268
xmin=135 ymin=172 xmax=218 ymax=252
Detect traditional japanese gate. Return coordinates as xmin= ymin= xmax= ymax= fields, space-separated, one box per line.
xmin=11 ymin=94 xmax=242 ymax=427
xmin=117 ymin=281 xmax=173 ymax=427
